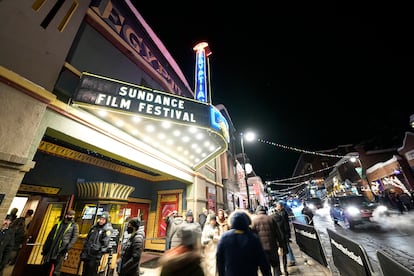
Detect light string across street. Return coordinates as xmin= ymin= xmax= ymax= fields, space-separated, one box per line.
xmin=257 ymin=138 xmax=354 ymax=184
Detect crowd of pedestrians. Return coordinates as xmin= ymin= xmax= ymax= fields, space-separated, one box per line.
xmin=1 ymin=202 xmax=301 ymax=276
xmin=159 ymin=203 xmax=298 ymax=276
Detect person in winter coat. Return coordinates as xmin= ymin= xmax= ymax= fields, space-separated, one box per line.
xmin=273 ymin=202 xmax=294 ymax=274
xmin=201 ymin=214 xmax=220 ymax=276
xmin=0 ymin=216 xmax=15 ymax=276
xmin=168 ymin=214 xmax=185 ymax=249
xmin=42 ymin=210 xmax=79 ymax=276
xmin=252 ymin=206 xmax=285 ymax=276
xmin=118 ymin=217 xmax=145 ymax=276
xmin=80 ymin=212 xmax=114 ymax=276
xmin=216 ymin=210 xmax=271 ymax=276
xmin=301 ymin=202 xmax=314 ymax=225
xmin=158 ymin=224 xmax=204 ymax=276
xmin=165 ymin=210 xmax=178 ymax=250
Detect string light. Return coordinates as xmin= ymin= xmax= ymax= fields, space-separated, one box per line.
xmin=258 ymin=138 xmax=348 ymax=158
xmin=258 ymin=138 xmax=354 ymax=185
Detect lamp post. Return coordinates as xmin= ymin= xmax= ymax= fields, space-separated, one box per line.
xmin=240 ymin=132 xmax=255 ymax=211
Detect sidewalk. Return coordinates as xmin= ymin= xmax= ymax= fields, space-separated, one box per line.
xmin=138 ymin=234 xmax=335 ymax=276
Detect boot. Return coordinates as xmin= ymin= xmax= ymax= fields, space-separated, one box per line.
xmin=272 ymin=266 xmax=280 ymax=276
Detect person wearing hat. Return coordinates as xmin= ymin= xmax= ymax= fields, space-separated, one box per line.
xmin=117 ymin=217 xmax=145 ymax=276
xmin=216 ymin=210 xmax=271 ymax=276
xmin=80 ymin=211 xmax=114 ymax=276
xmin=42 ymin=209 xmax=79 ymax=276
xmin=0 ymin=216 xmax=15 ymax=276
xmin=184 ymin=210 xmax=202 ymax=247
xmin=252 ymin=206 xmax=285 ymax=276
xmin=158 ymin=224 xmax=204 ymax=276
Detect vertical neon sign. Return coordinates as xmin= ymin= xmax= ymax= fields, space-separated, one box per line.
xmin=193 ymin=42 xmax=211 ymax=103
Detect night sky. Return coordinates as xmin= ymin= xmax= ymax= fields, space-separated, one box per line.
xmin=132 ymin=2 xmax=413 ymax=181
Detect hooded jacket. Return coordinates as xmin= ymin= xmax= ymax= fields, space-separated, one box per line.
xmin=168 ymin=216 xmax=185 ymax=248
xmin=216 ymin=211 xmax=271 ymax=276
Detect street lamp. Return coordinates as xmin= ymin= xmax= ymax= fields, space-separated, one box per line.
xmin=240 ymin=131 xmax=255 ymax=211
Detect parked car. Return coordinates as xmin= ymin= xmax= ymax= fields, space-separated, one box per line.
xmin=305 ymin=197 xmax=324 ymax=212
xmin=329 ymin=195 xmax=388 ymax=229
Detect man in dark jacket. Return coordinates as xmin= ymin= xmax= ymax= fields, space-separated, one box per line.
xmin=273 ymin=202 xmax=295 ymax=274
xmin=118 ymin=217 xmax=145 ymax=276
xmin=0 ymin=216 xmax=15 ymax=276
xmin=216 ymin=210 xmax=271 ymax=276
xmin=42 ymin=209 xmax=79 ymax=276
xmin=80 ymin=211 xmax=114 ymax=276
xmin=252 ymin=206 xmax=284 ymax=276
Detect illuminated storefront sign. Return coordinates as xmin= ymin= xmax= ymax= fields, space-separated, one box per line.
xmin=73 ymin=72 xmax=229 ymax=169
xmin=193 ymin=42 xmax=210 ymax=103
xmin=74 ymin=72 xmax=211 ymax=127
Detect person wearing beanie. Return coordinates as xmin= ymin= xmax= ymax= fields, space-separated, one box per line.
xmin=158 ymin=224 xmax=204 ymax=276
xmin=117 ymin=217 xmax=145 ymax=276
xmin=252 ymin=206 xmax=285 ymax=276
xmin=80 ymin=211 xmax=114 ymax=276
xmin=184 ymin=209 xmax=202 ymax=249
xmin=42 ymin=209 xmax=79 ymax=276
xmin=216 ymin=210 xmax=271 ymax=276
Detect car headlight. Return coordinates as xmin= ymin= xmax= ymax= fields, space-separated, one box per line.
xmin=376 ymin=205 xmax=388 ymax=213
xmin=347 ymin=206 xmax=360 ymax=216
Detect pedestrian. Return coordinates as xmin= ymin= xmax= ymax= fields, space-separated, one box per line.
xmin=168 ymin=213 xmax=185 ymax=249
xmin=158 ymin=224 xmax=204 ymax=276
xmin=24 ymin=209 xmax=34 ymax=230
xmin=184 ymin=210 xmax=202 ymax=248
xmin=42 ymin=209 xmax=79 ymax=276
xmin=198 ymin=208 xmax=208 ymax=230
xmin=0 ymin=216 xmax=15 ymax=276
xmin=216 ymin=209 xmax=229 ymax=234
xmin=274 ymin=201 xmax=295 ymax=271
xmin=201 ymin=214 xmax=220 ymax=276
xmin=301 ymin=202 xmax=314 ymax=225
xmin=216 ymin=210 xmax=271 ymax=276
xmin=117 ymin=217 xmax=145 ymax=276
xmin=165 ymin=210 xmax=178 ymax=250
xmin=80 ymin=211 xmax=114 ymax=276
xmin=252 ymin=205 xmax=284 ymax=276
xmin=8 ymin=214 xmax=26 ymax=266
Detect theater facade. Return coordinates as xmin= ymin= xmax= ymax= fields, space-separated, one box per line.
xmin=0 ymin=1 xmax=241 ymax=274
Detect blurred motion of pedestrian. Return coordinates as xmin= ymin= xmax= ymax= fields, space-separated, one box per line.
xmin=217 ymin=210 xmax=271 ymax=276
xmin=0 ymin=216 xmax=15 ymax=276
xmin=42 ymin=210 xmax=79 ymax=276
xmin=8 ymin=209 xmax=26 ymax=266
xmin=158 ymin=224 xmax=204 ymax=276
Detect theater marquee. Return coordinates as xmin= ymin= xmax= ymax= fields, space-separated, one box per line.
xmin=72 ymin=72 xmax=229 ymax=170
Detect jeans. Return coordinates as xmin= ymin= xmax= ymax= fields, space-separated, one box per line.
xmin=287 ymin=243 xmax=295 ymax=263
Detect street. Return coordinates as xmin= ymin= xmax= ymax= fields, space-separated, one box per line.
xmin=293 ymin=205 xmax=414 ymax=274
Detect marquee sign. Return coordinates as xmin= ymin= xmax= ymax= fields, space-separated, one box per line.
xmin=73 ymin=72 xmax=212 ymax=128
